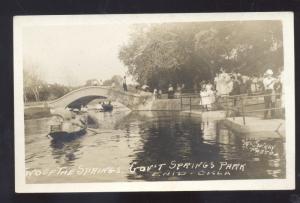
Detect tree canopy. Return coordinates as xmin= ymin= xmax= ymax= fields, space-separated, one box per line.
xmin=119 ymin=21 xmax=283 ymax=90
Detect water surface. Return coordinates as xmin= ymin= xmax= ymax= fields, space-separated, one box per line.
xmin=25 ymin=109 xmax=285 ymax=183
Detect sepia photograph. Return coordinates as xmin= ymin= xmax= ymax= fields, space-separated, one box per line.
xmin=14 ymin=13 xmax=295 ymax=192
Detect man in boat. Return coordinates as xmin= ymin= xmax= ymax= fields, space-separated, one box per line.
xmin=80 ymin=105 xmax=88 ymax=113
xmin=48 ymin=111 xmax=87 ymax=141
xmin=101 ymin=100 xmax=113 ymax=112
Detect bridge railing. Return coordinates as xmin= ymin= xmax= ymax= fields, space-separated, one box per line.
xmin=179 ymin=92 xmax=284 ymax=125
xmin=178 ymin=91 xmax=231 ymax=111
xmin=218 ymin=92 xmax=284 ymax=125
xmin=47 ymin=85 xmax=145 ymax=106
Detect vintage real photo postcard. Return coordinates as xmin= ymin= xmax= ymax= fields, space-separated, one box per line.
xmin=14 ymin=12 xmax=295 ymax=192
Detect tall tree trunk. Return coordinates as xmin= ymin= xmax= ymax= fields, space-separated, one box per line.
xmin=31 ymin=87 xmax=39 ymax=102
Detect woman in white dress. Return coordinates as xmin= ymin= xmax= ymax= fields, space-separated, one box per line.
xmin=200 ymin=85 xmax=209 ymax=111
xmin=215 ymin=71 xmax=232 ymax=96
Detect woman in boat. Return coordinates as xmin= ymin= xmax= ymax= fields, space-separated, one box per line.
xmin=80 ymin=105 xmax=88 ymax=113
xmin=96 ymin=102 xmax=104 ymax=112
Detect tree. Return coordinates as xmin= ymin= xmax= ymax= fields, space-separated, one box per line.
xmin=85 ymin=79 xmax=100 ymax=86
xmin=119 ymin=21 xmax=283 ymax=90
xmin=103 ymin=75 xmax=123 ymax=87
xmin=23 ymin=68 xmax=43 ymax=102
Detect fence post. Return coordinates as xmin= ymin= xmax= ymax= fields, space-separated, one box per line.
xmin=189 ymin=97 xmax=192 ymax=112
xmin=180 ymin=97 xmax=182 ymax=111
xmin=241 ymin=96 xmax=246 ymax=125
xmin=232 ymin=97 xmax=235 ymax=121
xmin=225 ymin=96 xmax=228 ymax=117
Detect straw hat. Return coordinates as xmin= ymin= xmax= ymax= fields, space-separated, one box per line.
xmin=264 ymin=69 xmax=273 ymax=76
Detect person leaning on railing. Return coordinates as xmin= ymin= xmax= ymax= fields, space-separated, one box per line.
xmin=262 ymin=69 xmax=276 ymax=119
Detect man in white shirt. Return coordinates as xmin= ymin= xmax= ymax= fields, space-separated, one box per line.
xmin=263 ymin=69 xmax=276 ymax=119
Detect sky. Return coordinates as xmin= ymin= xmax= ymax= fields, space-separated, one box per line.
xmin=23 ymin=24 xmax=134 ymax=86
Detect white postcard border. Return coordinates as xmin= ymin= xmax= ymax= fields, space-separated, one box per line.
xmin=14 ymin=12 xmax=295 ymax=193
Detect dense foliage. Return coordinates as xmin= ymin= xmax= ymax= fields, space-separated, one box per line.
xmin=119 ymin=21 xmax=283 ymax=90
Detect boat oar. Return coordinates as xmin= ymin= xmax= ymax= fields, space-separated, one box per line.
xmin=86 ymin=128 xmax=101 ymax=134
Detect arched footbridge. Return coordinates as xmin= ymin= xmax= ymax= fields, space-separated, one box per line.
xmin=48 ymin=86 xmax=150 ymax=110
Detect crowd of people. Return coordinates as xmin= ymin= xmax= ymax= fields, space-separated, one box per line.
xmin=213 ymin=68 xmax=284 ymax=118
xmin=138 ymin=83 xmax=185 ymax=100
xmin=120 ymin=68 xmax=284 ymax=118
xmin=196 ymin=68 xmax=284 ymax=117
xmin=144 ymin=68 xmax=284 ymax=118
xmin=213 ymin=68 xmax=281 ymax=97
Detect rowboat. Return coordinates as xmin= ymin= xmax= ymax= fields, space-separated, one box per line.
xmin=48 ymin=114 xmax=87 ymax=141
xmin=95 ymin=103 xmax=113 ymax=112
xmin=101 ymin=103 xmax=113 ymax=112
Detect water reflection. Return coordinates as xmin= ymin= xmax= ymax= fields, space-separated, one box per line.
xmin=25 ymin=110 xmax=285 ymax=183
xmin=50 ymin=139 xmax=83 ymax=167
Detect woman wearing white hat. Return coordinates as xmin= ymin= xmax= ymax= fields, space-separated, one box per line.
xmin=263 ymin=69 xmax=276 ymax=119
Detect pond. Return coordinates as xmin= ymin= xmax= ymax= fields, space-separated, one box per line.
xmin=25 ymin=108 xmax=285 ymax=183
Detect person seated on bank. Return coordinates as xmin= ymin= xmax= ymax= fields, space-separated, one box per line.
xmin=263 ymin=69 xmax=276 ymax=119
